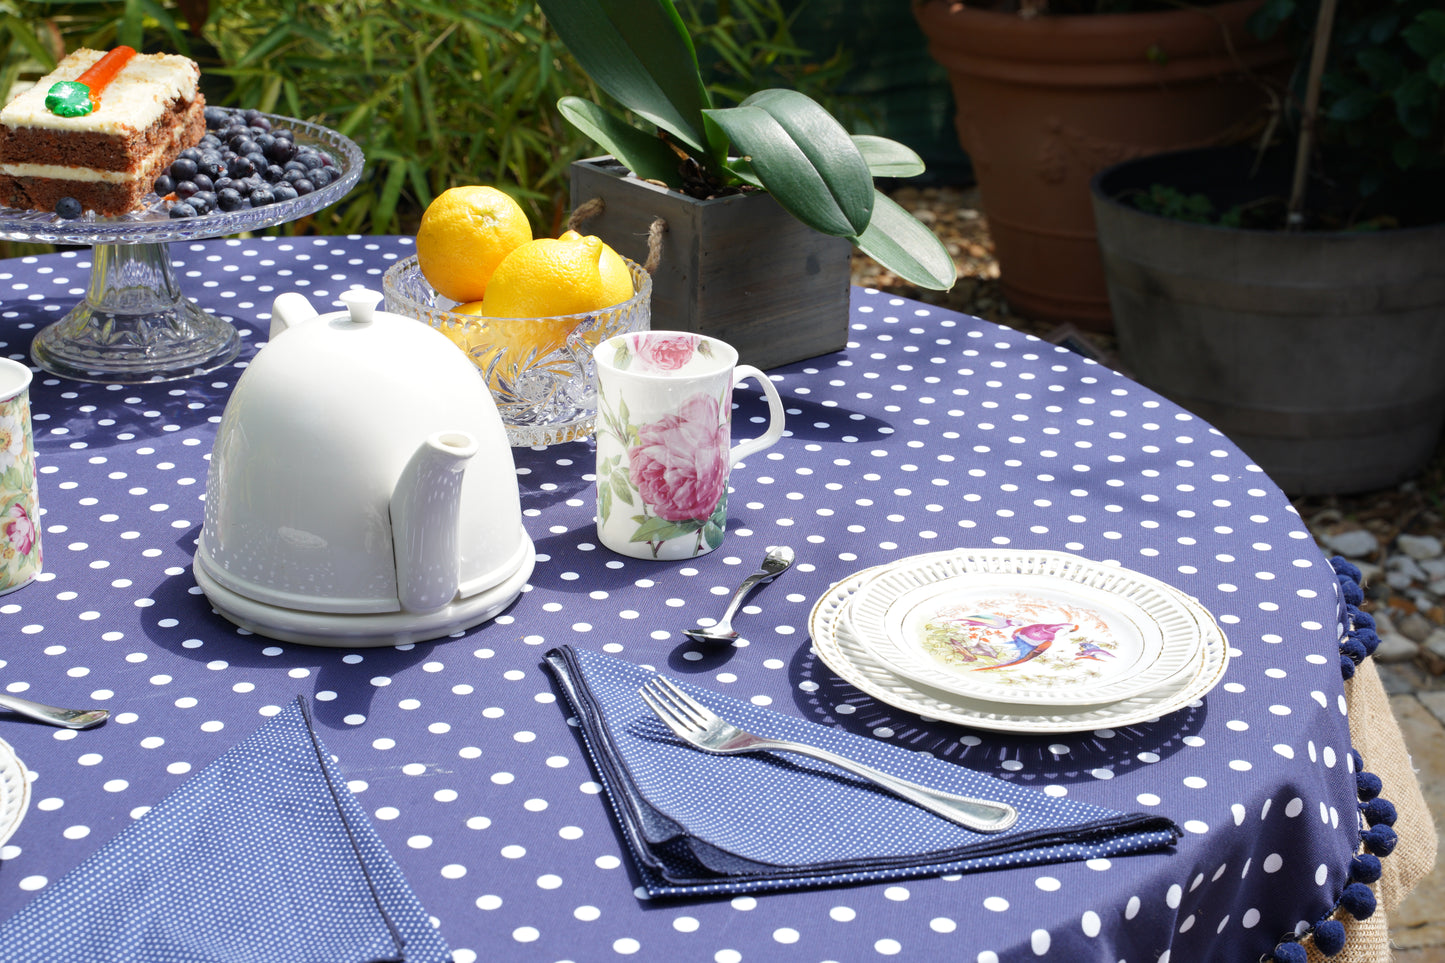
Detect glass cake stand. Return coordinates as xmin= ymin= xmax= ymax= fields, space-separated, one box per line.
xmin=0 ymin=112 xmax=364 ymax=383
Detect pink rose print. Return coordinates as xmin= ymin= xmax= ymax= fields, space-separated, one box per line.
xmin=627 ymin=394 xmax=728 ymax=521
xmin=634 ymin=334 xmax=696 ymax=372
xmin=4 ymin=502 xmax=35 ymax=556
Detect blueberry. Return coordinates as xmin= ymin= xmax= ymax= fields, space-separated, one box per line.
xmin=308 ymin=167 xmax=333 ymax=188
xmin=168 ymin=201 xmax=197 ymax=218
xmin=153 ymin=173 xmax=176 ymax=195
xmin=283 ymin=160 xmax=308 ymax=174
xmin=216 ymin=187 xmax=245 ymax=212
xmin=263 ymin=164 xmax=286 ymax=183
xmin=169 ymin=157 xmax=197 ymax=181
xmin=298 ymin=151 xmax=324 ymax=171
xmin=248 ymin=187 xmax=276 ymax=207
xmin=272 ymin=184 xmax=298 ymax=203
xmin=213 ymin=175 xmax=234 ymax=192
xmin=227 ymin=155 xmax=255 ymax=179
xmin=204 ymin=105 xmax=229 ymax=129
xmin=245 ymin=150 xmax=269 ymax=171
xmin=54 ymin=196 xmax=83 ymax=219
xmin=265 ymin=139 xmax=295 ymax=164
xmin=188 ymin=192 xmax=214 ymax=215
xmin=174 ymin=180 xmax=199 ymax=199
xmin=179 ymin=147 xmax=203 ymax=162
xmin=292 ymin=178 xmax=315 ymax=196
xmin=242 ymin=108 xmax=264 ymax=125
xmin=192 ymin=172 xmax=214 ymax=192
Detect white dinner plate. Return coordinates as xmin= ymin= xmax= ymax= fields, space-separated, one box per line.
xmin=809 ymin=566 xmax=1230 ymax=734
xmin=847 ymin=549 xmax=1203 ymax=706
xmin=0 ymin=736 xmax=30 ymax=846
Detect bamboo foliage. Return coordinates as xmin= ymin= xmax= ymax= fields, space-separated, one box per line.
xmin=2 ymin=0 xmax=856 ymax=242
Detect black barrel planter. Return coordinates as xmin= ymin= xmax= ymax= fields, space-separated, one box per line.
xmin=1090 ymin=145 xmax=1445 ymax=495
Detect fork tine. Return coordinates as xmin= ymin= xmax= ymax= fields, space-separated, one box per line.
xmin=638 ymin=684 xmax=692 ymax=738
xmin=641 ymin=678 xmax=707 ymax=730
xmin=654 ymin=676 xmax=715 ymax=727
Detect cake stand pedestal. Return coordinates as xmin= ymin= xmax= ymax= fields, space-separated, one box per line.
xmin=0 ymin=111 xmax=363 ymax=383
xmin=29 ymin=241 xmax=241 ymax=383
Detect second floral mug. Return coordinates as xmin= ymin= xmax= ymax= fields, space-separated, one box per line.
xmin=593 ymin=331 xmax=785 ymax=560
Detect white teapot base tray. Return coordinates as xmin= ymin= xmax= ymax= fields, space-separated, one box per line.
xmin=193 ymin=539 xmax=535 ymax=647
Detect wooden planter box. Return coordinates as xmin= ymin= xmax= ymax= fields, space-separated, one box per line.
xmin=569 ymin=157 xmax=852 ymax=371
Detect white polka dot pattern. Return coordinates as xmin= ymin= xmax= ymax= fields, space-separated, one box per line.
xmin=0 ymin=237 xmax=1363 ymax=962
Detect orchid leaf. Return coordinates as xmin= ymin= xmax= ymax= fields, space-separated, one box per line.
xmin=853 ymin=190 xmax=957 ymax=291
xmin=557 ymin=96 xmax=683 ymax=187
xmin=853 ymin=135 xmax=926 ymax=179
xmin=706 ymin=89 xmax=873 ymax=237
xmin=536 ymin=0 xmax=713 ymax=157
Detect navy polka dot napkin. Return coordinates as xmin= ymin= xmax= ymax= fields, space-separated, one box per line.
xmin=546 ymin=646 xmax=1181 ymax=898
xmin=0 ymin=698 xmax=450 ymax=962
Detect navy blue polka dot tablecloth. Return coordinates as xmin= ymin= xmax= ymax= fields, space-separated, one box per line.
xmin=0 ymin=236 xmax=1374 ymax=962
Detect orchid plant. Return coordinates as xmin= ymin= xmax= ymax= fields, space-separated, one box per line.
xmin=535 ymin=0 xmax=957 ymax=291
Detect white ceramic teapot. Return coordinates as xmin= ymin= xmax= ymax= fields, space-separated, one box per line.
xmin=192 ymin=289 xmax=535 ymax=646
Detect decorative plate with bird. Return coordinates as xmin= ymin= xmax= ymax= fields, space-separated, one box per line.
xmin=847 ymin=550 xmax=1205 ymax=706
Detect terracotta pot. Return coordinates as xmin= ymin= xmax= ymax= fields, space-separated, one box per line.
xmin=913 ymin=0 xmax=1289 ymax=329
xmin=569 ymin=157 xmax=852 ymax=371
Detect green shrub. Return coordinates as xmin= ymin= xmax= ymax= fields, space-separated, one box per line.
xmin=2 ymin=0 xmax=855 ymax=246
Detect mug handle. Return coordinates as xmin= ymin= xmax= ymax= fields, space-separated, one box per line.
xmin=728 ymin=364 xmax=786 ymax=463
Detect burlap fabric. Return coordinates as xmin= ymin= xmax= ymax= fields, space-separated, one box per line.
xmin=1301 ymin=658 xmax=1437 ymax=962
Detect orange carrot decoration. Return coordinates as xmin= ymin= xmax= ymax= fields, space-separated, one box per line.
xmin=45 ymin=46 xmax=137 ymax=118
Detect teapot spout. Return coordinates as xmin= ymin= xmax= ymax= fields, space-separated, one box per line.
xmin=391 ymin=431 xmax=480 ymax=613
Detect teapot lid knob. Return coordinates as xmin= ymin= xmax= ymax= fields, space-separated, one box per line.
xmin=339 ymin=288 xmax=384 ymax=325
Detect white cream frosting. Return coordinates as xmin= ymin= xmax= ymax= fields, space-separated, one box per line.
xmin=0 ymin=48 xmax=199 ymax=134
xmin=0 ymin=162 xmax=145 ymax=183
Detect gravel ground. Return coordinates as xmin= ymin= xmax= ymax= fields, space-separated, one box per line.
xmin=853 ymin=184 xmax=1445 ymax=684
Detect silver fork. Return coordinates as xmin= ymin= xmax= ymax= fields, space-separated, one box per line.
xmin=638 ymin=676 xmax=1018 ymax=833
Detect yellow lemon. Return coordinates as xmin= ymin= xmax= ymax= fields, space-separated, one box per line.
xmin=416 ymin=186 xmax=532 ymax=304
xmin=559 ymin=229 xmax=634 ymax=308
xmin=482 ymin=234 xmax=635 ymax=319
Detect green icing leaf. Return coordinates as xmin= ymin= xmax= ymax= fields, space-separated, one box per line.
xmin=45 ymin=81 xmax=93 ymax=118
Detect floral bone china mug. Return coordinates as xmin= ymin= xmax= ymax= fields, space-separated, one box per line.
xmin=594 ymin=331 xmax=785 ymax=559
xmin=0 ymin=358 xmax=41 ymax=594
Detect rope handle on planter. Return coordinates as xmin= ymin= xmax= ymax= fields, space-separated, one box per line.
xmin=567 ymin=197 xmax=666 ymax=275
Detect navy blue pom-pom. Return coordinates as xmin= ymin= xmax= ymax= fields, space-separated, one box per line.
xmin=1356 ymin=770 xmax=1382 ymax=800
xmin=1351 ymin=627 xmax=1380 ymax=655
xmin=1350 ymin=749 xmax=1365 ymax=772
xmin=1361 ymin=797 xmax=1397 ymax=826
xmin=1350 ymin=608 xmax=1376 ymax=631
xmin=1350 ymin=853 xmax=1382 ymax=884
xmin=1331 ymin=556 xmax=1362 ymax=583
xmin=1339 ymin=578 xmax=1364 ymax=606
xmin=1313 ymin=918 xmax=1348 ymax=956
xmin=1339 ymin=881 xmax=1377 ymax=919
xmin=1272 ymin=940 xmax=1308 ymax=963
xmin=1339 ymin=636 xmax=1367 ymax=663
xmin=1362 ymin=824 xmax=1397 ymax=856
xmin=1339 ymin=654 xmax=1357 ymax=678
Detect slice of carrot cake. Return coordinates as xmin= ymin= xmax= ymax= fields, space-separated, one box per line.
xmin=0 ymin=47 xmax=206 ymax=216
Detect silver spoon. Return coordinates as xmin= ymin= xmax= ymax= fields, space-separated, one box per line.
xmin=683 ymin=546 xmax=795 ymax=644
xmin=0 ymin=692 xmax=109 ymax=730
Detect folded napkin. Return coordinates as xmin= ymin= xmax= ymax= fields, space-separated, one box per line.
xmin=0 ymin=697 xmax=449 ymax=963
xmin=545 ymin=645 xmax=1181 ymax=897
